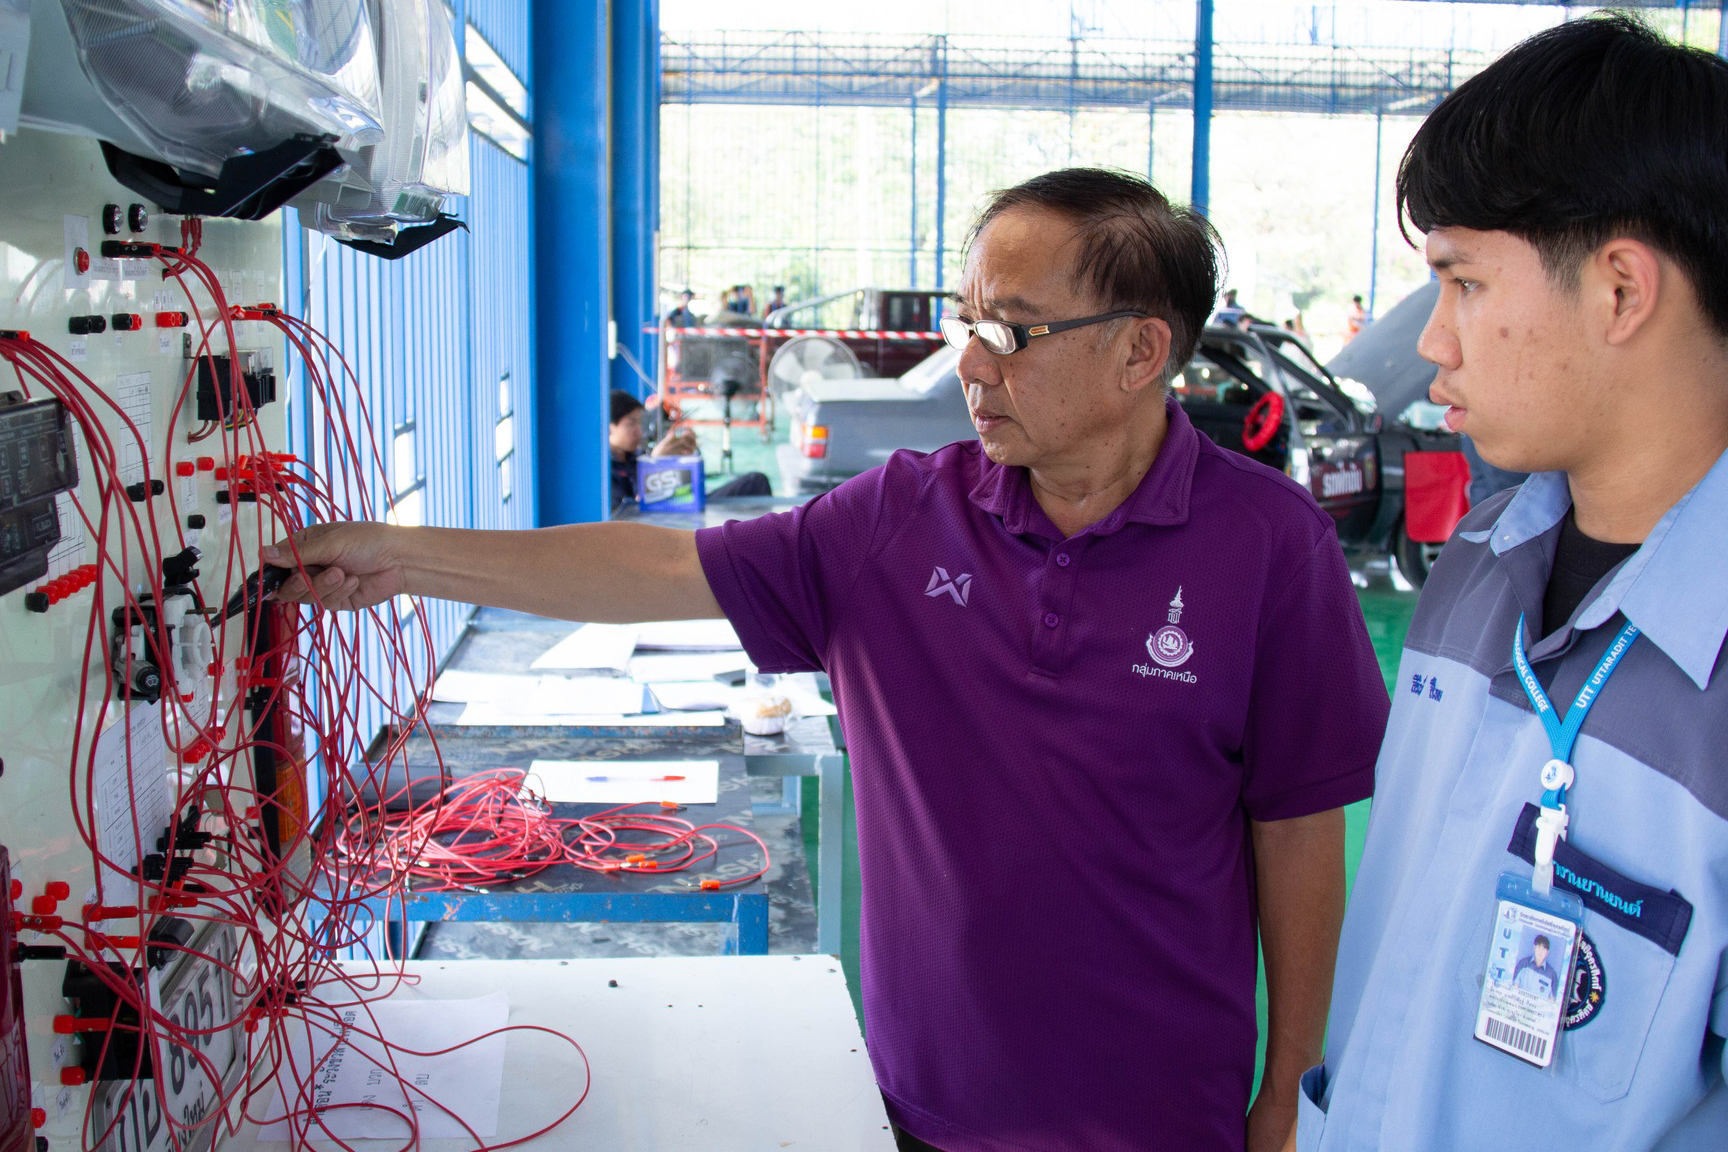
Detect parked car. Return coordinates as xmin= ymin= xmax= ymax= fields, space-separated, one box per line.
xmin=665 ymin=287 xmax=950 ymax=400
xmin=1325 ymin=280 xmax=1473 ymax=586
xmin=781 ymin=324 xmax=1391 ymax=553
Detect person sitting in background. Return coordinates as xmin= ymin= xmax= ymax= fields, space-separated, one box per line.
xmin=723 ymin=284 xmax=756 ymax=317
xmin=764 ymin=285 xmax=788 ymax=316
xmin=1214 ymin=287 xmax=1246 ymax=326
xmin=608 ymin=390 xmax=772 ymax=508
xmin=666 ymin=289 xmax=699 ymax=328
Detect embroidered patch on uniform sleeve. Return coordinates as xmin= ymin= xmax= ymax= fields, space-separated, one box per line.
xmin=1508 ymin=803 xmax=1693 ymax=956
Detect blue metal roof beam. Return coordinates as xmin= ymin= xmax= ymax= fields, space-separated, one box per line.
xmin=662 ymin=32 xmax=1487 ymax=115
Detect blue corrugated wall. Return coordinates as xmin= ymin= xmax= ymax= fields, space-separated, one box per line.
xmin=283 ymin=4 xmax=537 ymax=744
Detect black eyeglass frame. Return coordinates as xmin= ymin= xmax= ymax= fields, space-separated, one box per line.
xmin=938 ymin=310 xmax=1149 ymax=355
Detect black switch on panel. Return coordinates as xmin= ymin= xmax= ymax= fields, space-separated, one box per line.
xmin=101 ymin=204 xmax=123 ymax=235
xmin=127 ymin=204 xmax=149 ymax=233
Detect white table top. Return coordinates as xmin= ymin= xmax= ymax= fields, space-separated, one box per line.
xmin=218 ymin=955 xmax=894 ymax=1152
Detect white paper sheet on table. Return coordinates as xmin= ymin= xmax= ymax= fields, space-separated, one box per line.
xmin=628 ymin=649 xmax=753 ymax=683
xmin=431 ymin=669 xmax=538 ymax=703
xmin=434 ymin=672 xmax=647 ymax=714
xmin=527 ymin=759 xmax=720 ymax=804
xmin=530 ymin=622 xmax=640 ymax=670
xmin=649 ymin=680 xmax=740 ymax=711
xmin=259 ymin=993 xmax=508 ymax=1140
xmin=650 ymin=679 xmax=838 ymax=718
xmin=633 ymin=618 xmax=742 ymax=651
xmin=456 ymin=703 xmax=729 ymax=727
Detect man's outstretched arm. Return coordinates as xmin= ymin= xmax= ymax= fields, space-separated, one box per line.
xmin=265 ymin=521 xmax=723 ymax=622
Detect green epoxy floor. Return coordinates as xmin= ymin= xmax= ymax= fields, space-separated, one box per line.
xmin=682 ymin=396 xmax=1423 ymax=1089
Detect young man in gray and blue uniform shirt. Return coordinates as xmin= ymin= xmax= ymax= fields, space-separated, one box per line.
xmin=1298 ymin=16 xmax=1728 ymax=1150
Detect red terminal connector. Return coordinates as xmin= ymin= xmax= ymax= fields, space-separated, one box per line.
xmin=30 ymin=896 xmax=55 ymax=915
xmin=86 ymin=934 xmax=141 ymax=950
xmin=155 ymin=311 xmax=189 ymax=328
xmin=699 ymin=879 xmax=720 ymax=891
xmin=45 ymin=881 xmax=69 ymax=900
xmin=82 ymin=904 xmax=137 ymax=922
xmin=195 ymin=456 xmax=216 ymax=472
xmin=8 ymin=880 xmax=20 ymax=900
xmin=175 ymin=461 xmax=195 ymax=477
xmin=52 ymin=1015 xmax=108 ymax=1034
xmin=229 ymin=303 xmax=279 ymax=321
xmin=14 ymin=913 xmax=63 ymax=932
xmin=625 ymin=854 xmax=647 ymax=865
xmin=73 ymin=248 xmax=89 ymax=275
xmin=111 ymin=313 xmax=143 ymax=332
xmin=0 ymin=330 xmax=30 ymax=341
xmin=30 ymin=1108 xmax=45 ymax=1129
xmin=59 ymin=1068 xmax=88 ymax=1086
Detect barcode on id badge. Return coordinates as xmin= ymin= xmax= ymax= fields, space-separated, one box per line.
xmin=1484 ymin=1016 xmax=1549 ymax=1063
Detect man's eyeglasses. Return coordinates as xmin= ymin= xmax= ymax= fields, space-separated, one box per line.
xmin=938 ymin=310 xmax=1148 ymax=356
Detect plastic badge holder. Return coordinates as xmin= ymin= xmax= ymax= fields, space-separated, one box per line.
xmin=1473 ymin=871 xmax=1585 ymax=1069
xmin=637 ymin=455 xmax=704 ymax=513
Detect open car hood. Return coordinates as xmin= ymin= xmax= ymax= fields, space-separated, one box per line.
xmin=1326 ymin=280 xmax=1439 ymax=420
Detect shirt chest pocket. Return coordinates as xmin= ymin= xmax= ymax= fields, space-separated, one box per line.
xmin=1457 ymin=807 xmax=1693 ymax=1103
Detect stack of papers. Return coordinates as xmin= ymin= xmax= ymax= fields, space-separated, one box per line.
xmin=634 ymin=619 xmax=742 ymax=651
xmin=456 ymin=704 xmax=728 ymax=727
xmin=530 ymin=623 xmax=640 ymax=671
xmin=433 ymin=671 xmax=649 ymax=715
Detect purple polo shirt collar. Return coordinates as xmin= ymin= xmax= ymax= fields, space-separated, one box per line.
xmin=967 ymin=395 xmax=1199 ymax=537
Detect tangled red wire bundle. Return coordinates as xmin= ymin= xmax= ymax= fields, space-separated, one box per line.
xmin=1 ymin=236 xmax=606 ymax=1150
xmin=336 ymin=767 xmax=769 ymax=893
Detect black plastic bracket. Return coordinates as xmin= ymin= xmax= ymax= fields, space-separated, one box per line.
xmin=333 ymin=213 xmax=469 ymax=260
xmin=99 ymin=135 xmax=343 ymax=222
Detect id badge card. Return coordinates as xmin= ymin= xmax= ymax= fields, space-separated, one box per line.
xmin=1473 ymin=871 xmax=1585 ymax=1068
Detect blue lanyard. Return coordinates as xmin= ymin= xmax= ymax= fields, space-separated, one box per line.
xmin=1512 ymin=614 xmax=1641 ymax=805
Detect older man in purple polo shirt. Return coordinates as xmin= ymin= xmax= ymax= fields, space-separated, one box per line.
xmin=272 ymin=168 xmax=1388 ymax=1152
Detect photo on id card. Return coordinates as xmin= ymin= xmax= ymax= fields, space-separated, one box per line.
xmin=1473 ymin=872 xmax=1583 ymax=1068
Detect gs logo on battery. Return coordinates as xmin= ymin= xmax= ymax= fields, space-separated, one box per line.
xmin=643 ymin=469 xmax=686 ymax=501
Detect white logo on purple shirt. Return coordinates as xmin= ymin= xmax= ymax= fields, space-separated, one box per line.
xmin=924 ymin=566 xmax=973 ymax=606
xmin=1147 ymin=586 xmax=1195 ymax=668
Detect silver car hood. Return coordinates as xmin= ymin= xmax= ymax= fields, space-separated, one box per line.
xmin=795 ymin=377 xmax=920 ymax=404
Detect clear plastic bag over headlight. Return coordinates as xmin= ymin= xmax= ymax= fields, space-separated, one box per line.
xmin=299 ymin=0 xmax=469 ymax=244
xmin=52 ymin=0 xmax=383 ymax=178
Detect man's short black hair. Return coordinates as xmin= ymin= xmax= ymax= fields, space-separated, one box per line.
xmin=967 ymin=168 xmax=1221 ymax=381
xmin=1398 ymin=13 xmax=1728 ymax=335
xmin=610 ymin=389 xmax=645 ymax=426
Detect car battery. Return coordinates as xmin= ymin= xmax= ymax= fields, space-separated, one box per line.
xmin=636 ymin=455 xmax=705 ymax=512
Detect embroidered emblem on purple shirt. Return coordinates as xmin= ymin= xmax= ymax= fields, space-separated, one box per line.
xmin=1148 ymin=586 xmax=1195 ymax=668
